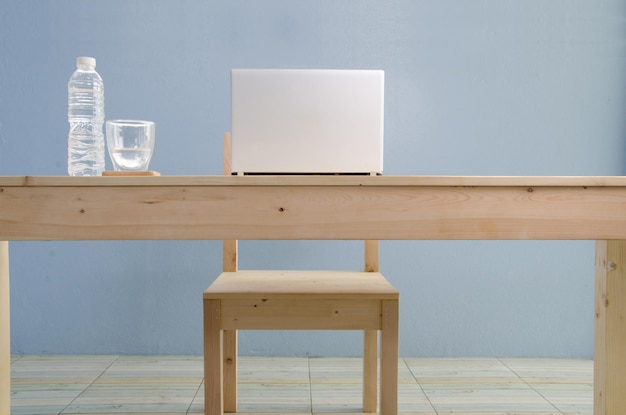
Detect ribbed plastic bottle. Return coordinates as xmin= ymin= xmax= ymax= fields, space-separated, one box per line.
xmin=67 ymin=57 xmax=105 ymax=176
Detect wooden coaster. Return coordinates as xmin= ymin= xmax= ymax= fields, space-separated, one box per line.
xmin=102 ymin=171 xmax=161 ymax=176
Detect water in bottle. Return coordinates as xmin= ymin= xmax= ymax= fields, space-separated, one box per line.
xmin=68 ymin=57 xmax=105 ymax=176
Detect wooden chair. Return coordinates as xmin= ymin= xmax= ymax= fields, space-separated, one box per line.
xmin=203 ymin=134 xmax=399 ymax=415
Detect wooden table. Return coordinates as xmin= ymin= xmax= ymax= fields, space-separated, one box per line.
xmin=1 ymin=175 xmax=625 ymax=415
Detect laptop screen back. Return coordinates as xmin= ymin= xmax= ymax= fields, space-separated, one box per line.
xmin=231 ymin=69 xmax=384 ymax=174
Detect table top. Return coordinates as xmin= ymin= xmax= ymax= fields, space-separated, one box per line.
xmin=1 ymin=175 xmax=626 ymax=187
xmin=1 ymin=175 xmax=626 ymax=241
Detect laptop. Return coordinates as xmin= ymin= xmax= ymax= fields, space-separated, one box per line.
xmin=230 ymin=69 xmax=384 ymax=175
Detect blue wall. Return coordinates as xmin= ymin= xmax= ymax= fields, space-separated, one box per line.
xmin=1 ymin=1 xmax=625 ymax=357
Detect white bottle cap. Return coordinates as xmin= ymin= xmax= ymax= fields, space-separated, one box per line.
xmin=76 ymin=57 xmax=96 ymax=67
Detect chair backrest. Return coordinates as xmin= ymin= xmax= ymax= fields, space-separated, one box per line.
xmin=222 ymin=132 xmax=378 ymax=273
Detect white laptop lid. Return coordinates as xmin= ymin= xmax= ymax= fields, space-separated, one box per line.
xmin=231 ymin=69 xmax=384 ymax=174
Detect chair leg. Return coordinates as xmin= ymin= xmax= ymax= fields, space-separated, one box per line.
xmin=204 ymin=299 xmax=224 ymax=415
xmin=223 ymin=330 xmax=238 ymax=412
xmin=363 ymin=329 xmax=378 ymax=412
xmin=380 ymin=300 xmax=399 ymax=415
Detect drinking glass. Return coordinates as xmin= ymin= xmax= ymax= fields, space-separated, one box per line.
xmin=106 ymin=120 xmax=155 ymax=171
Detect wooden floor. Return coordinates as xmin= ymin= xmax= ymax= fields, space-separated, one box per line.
xmin=10 ymin=355 xmax=592 ymax=415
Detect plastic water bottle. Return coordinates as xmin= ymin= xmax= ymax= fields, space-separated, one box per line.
xmin=68 ymin=57 xmax=105 ymax=176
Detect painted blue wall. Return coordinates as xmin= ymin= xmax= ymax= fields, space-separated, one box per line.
xmin=1 ymin=1 xmax=625 ymax=357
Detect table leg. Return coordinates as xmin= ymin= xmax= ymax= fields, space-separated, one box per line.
xmin=0 ymin=241 xmax=9 ymax=415
xmin=380 ymin=299 xmax=398 ymax=415
xmin=594 ymin=240 xmax=626 ymax=415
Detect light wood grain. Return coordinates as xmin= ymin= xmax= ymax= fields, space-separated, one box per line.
xmin=363 ymin=240 xmax=379 ymax=412
xmin=5 ymin=175 xmax=626 ymax=187
xmin=223 ymin=133 xmax=232 ymax=178
xmin=220 ymin=298 xmax=383 ymax=330
xmin=204 ymin=160 xmax=399 ymax=415
xmin=0 ymin=241 xmax=9 ymax=415
xmin=595 ymin=241 xmax=608 ymax=415
xmin=204 ymin=299 xmax=223 ymax=415
xmin=222 ymin=134 xmax=238 ymax=273
xmin=363 ymin=329 xmax=378 ymax=412
xmin=594 ymin=240 xmax=626 ymax=415
xmin=221 ymin=133 xmax=238 ymax=413
xmin=204 ymin=271 xmax=399 ymax=299
xmin=4 ymin=174 xmax=624 ymax=415
xmin=222 ymin=330 xmax=237 ymax=413
xmin=381 ymin=299 xmax=399 ymax=415
xmin=102 ymin=171 xmax=161 ymax=176
xmin=364 ymin=240 xmax=379 ymax=273
xmin=3 ymin=182 xmax=626 ymax=240
xmin=204 ymin=269 xmax=399 ymax=413
xmin=222 ymin=241 xmax=238 ymax=272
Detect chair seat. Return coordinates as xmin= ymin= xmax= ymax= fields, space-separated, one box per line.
xmin=205 ymin=270 xmax=399 ymax=331
xmin=204 ymin=270 xmax=399 ymax=300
